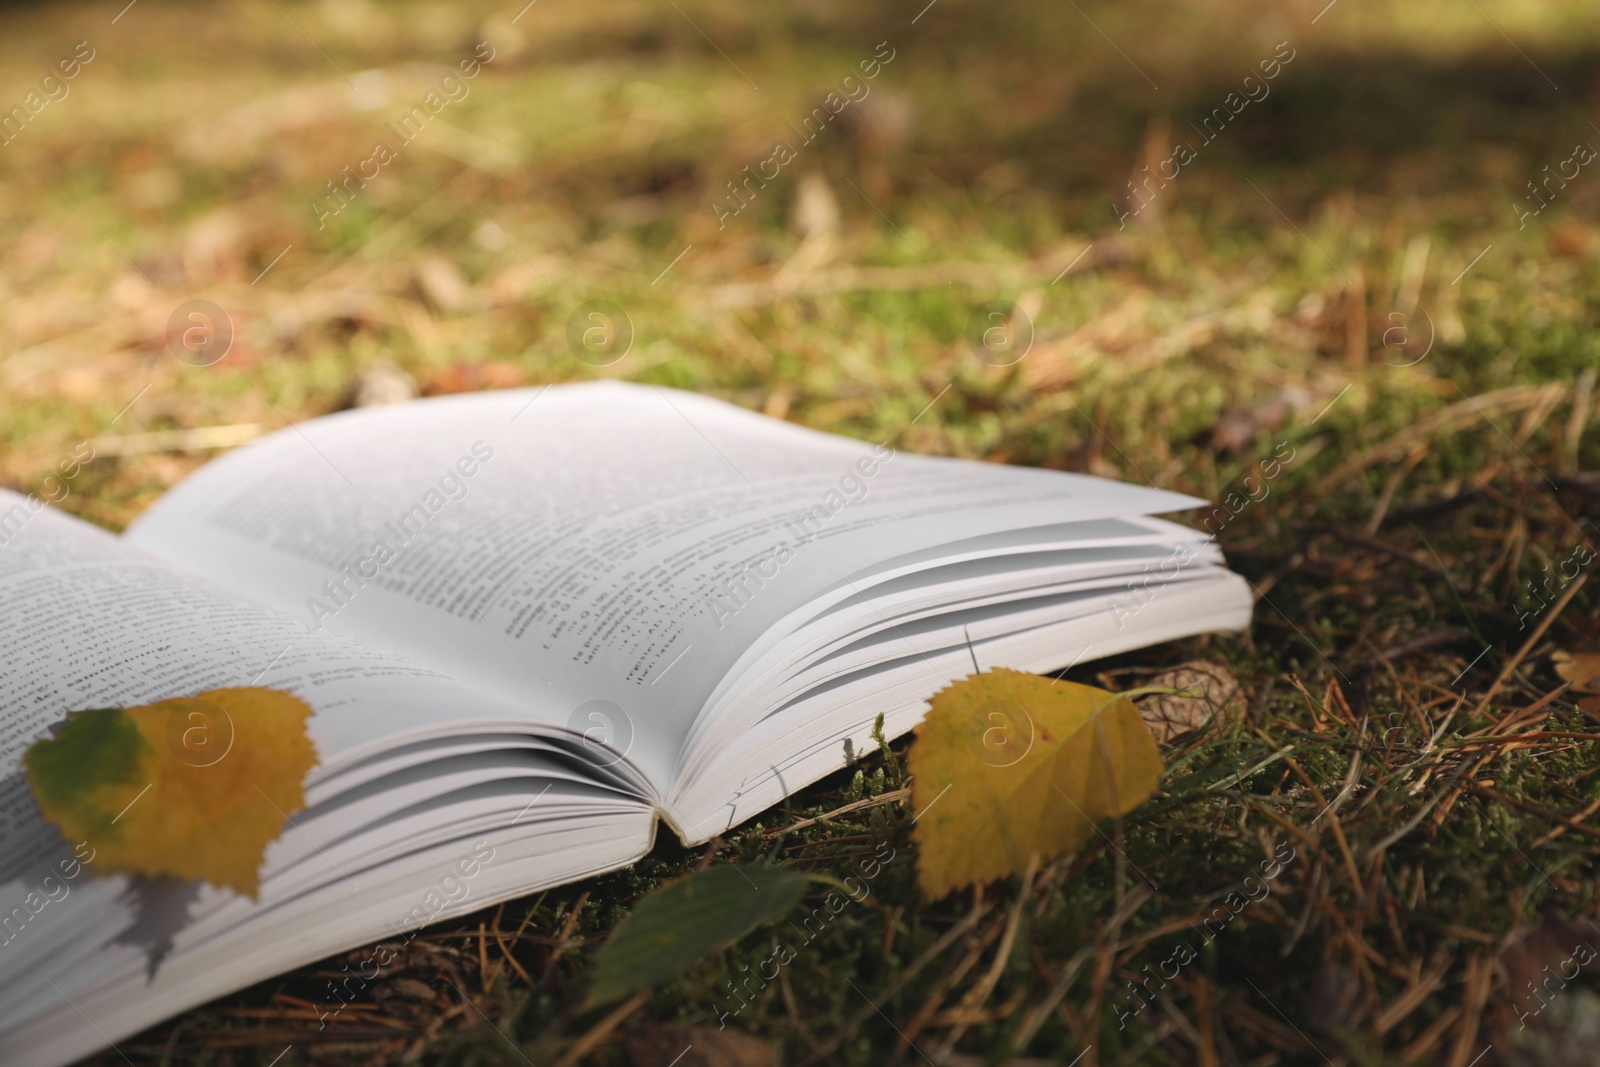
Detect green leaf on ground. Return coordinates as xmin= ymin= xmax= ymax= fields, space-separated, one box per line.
xmin=585 ymin=864 xmax=810 ymax=1007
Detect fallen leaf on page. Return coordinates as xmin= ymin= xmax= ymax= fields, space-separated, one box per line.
xmin=585 ymin=864 xmax=809 ymax=1007
xmin=908 ymin=668 xmax=1163 ymax=899
xmin=23 ymin=687 xmax=317 ymax=898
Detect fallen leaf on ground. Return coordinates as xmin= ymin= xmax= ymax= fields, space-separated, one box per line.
xmin=1195 ymin=387 xmax=1311 ymax=454
xmin=1490 ymin=911 xmax=1600 ymax=1066
xmin=1552 ymin=649 xmax=1600 ymax=690
xmin=24 ymin=687 xmax=317 ymax=897
xmin=908 ymin=668 xmax=1163 ymax=899
xmin=1497 ymin=911 xmax=1597 ymax=1004
xmin=1551 ymin=220 xmax=1596 ymax=258
xmin=1139 ymin=661 xmax=1244 ymax=743
xmin=420 ymin=359 xmax=526 ymax=396
xmin=585 ymin=865 xmax=808 ymax=1007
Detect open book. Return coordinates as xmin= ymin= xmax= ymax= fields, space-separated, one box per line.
xmin=0 ymin=381 xmax=1251 ymax=1065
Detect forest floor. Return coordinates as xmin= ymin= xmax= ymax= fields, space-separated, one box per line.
xmin=5 ymin=0 xmax=1600 ymax=1063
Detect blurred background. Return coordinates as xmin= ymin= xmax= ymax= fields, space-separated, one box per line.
xmin=2 ymin=0 xmax=1598 ymax=521
xmin=9 ymin=1 xmax=1600 ymax=1064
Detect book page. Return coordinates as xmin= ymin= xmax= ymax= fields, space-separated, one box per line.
xmin=0 ymin=493 xmax=531 ymax=893
xmin=126 ymin=382 xmax=1204 ymax=789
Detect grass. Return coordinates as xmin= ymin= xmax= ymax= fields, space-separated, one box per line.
xmin=3 ymin=0 xmax=1600 ymax=1063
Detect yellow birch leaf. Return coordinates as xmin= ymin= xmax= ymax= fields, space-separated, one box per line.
xmin=908 ymin=668 xmax=1163 ymax=899
xmin=23 ymin=687 xmax=318 ymax=898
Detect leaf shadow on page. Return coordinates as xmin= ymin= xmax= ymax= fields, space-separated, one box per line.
xmin=117 ymin=876 xmax=204 ymax=980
